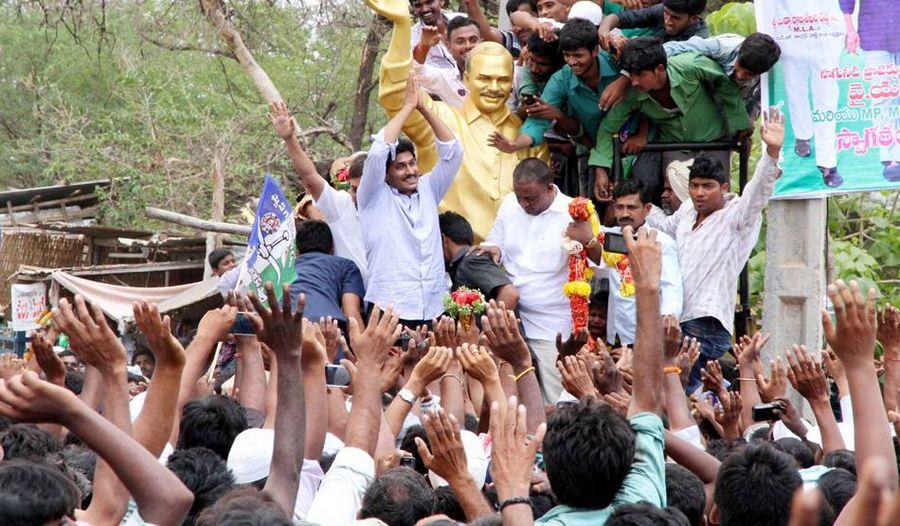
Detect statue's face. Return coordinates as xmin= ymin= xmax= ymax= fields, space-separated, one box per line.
xmin=464 ymin=53 xmax=513 ymax=114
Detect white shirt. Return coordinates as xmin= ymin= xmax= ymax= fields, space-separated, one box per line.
xmin=486 ymin=187 xmax=573 ymax=341
xmin=411 ymin=11 xmax=463 ymax=70
xmin=413 ymin=60 xmax=467 ymax=108
xmin=646 ymin=204 xmax=668 ymax=229
xmin=306 ymin=447 xmax=375 ymax=526
xmin=294 ymin=459 xmax=326 ymax=522
xmin=602 ymin=225 xmax=683 ymax=345
xmin=357 ymin=131 xmax=463 ymax=320
xmin=656 ymin=153 xmax=780 ymax=335
xmin=313 ymin=185 xmax=368 ymax=285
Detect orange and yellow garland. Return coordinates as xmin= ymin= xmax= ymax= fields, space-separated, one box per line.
xmin=564 ymin=198 xmax=600 ymax=339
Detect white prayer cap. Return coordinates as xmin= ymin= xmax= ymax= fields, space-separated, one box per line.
xmin=227 ymin=428 xmax=274 ymax=484
xmin=569 ymin=1 xmax=604 ymax=26
xmin=666 ymin=158 xmax=693 ymax=204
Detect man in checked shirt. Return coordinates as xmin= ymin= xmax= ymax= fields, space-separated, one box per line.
xmin=654 ymin=107 xmax=785 ymax=393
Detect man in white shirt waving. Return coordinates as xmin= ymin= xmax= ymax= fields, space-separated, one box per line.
xmin=655 ymin=107 xmax=785 ymax=392
xmin=358 ymin=73 xmax=464 ymax=326
xmin=569 ymin=178 xmax=683 ymax=347
xmin=270 ymin=101 xmax=368 ymax=284
xmin=475 ymin=158 xmax=573 ymax=403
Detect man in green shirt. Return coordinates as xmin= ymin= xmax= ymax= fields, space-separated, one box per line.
xmin=490 ymin=18 xmax=621 ymax=196
xmin=591 ymin=37 xmax=751 ymax=203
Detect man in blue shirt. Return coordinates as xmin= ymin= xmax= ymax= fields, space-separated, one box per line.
xmin=289 ymin=220 xmax=366 ymax=330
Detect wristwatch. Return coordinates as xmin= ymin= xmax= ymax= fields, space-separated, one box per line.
xmin=397 ymin=388 xmax=417 ymax=405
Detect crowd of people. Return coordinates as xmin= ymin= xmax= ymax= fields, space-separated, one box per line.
xmin=2 ymin=0 xmax=899 ymax=525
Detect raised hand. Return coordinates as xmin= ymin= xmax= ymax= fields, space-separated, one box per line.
xmin=773 ymin=397 xmax=807 ymax=439
xmin=734 ymin=332 xmax=769 ymax=370
xmin=715 ymin=390 xmax=743 ymax=440
xmin=348 ymin=305 xmax=401 ymax=367
xmin=302 ymin=320 xmax=328 ymax=365
xmin=0 ymin=354 xmax=25 ymax=382
xmin=760 ymin=106 xmax=786 ymax=157
xmin=420 ymin=24 xmax=441 ymax=48
xmin=488 ymin=131 xmax=519 ymax=154
xmin=54 ymin=295 xmax=127 ymax=374
xmin=248 ymin=283 xmax=306 ymax=359
xmin=556 ymin=328 xmax=589 ymax=361
xmin=593 ymin=350 xmax=623 ymax=395
xmin=662 ymin=315 xmax=683 ymax=363
xmin=878 ymin=305 xmax=900 ymax=359
xmin=676 ymin=338 xmax=700 ymax=388
xmin=415 ymin=408 xmax=469 ymax=483
xmin=785 ymin=345 xmax=828 ymax=404
xmin=489 ymin=397 xmax=546 ymax=502
xmin=756 ymin=358 xmax=788 ymax=403
xmin=268 ymin=101 xmax=296 ymax=140
xmin=403 ymin=70 xmax=420 ymax=110
xmin=362 ymin=0 xmax=411 ymax=24
xmin=622 ymin=226 xmax=662 ymax=290
xmin=481 ymin=302 xmax=531 ymax=369
xmin=822 ymin=280 xmax=878 ymax=368
xmin=409 ymin=346 xmax=454 ymax=393
xmin=603 ymin=391 xmax=631 ymax=417
xmin=0 ymin=371 xmax=80 ymax=424
xmin=31 ymin=332 xmax=66 ymax=386
xmin=557 ymin=356 xmax=597 ymax=399
xmin=432 ymin=316 xmax=459 ymax=348
xmin=456 ymin=343 xmax=500 ymax=385
xmin=196 ymin=305 xmax=239 ymax=344
xmin=318 ymin=316 xmax=342 ymax=363
xmin=701 ymin=360 xmax=725 ymax=395
xmin=133 ymin=300 xmax=186 ymax=368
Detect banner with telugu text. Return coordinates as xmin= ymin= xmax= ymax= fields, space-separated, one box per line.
xmin=756 ymin=0 xmax=900 ymax=198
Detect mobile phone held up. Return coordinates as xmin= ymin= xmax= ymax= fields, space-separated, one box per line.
xmin=522 ymin=93 xmax=537 ymax=106
xmin=325 ymin=364 xmax=351 ymax=387
xmin=752 ymin=402 xmax=784 ymax=422
xmin=603 ymin=232 xmax=630 ymax=255
xmin=230 ymin=312 xmax=255 ymax=335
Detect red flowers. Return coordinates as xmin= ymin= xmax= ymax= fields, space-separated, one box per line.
xmin=451 ymin=289 xmax=482 ymax=305
xmin=568 ymin=197 xmax=592 ymax=222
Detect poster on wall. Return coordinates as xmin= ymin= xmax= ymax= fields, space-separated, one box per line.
xmin=757 ymin=0 xmax=900 ymax=198
xmin=10 ymin=282 xmax=47 ymax=332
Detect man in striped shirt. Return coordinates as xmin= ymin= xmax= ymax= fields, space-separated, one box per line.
xmin=655 ymin=107 xmax=785 ymax=392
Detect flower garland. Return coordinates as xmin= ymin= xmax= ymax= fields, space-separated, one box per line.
xmin=564 ymin=198 xmax=600 ymax=340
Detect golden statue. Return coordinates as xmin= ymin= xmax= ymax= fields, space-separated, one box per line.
xmin=366 ymin=0 xmax=547 ymax=240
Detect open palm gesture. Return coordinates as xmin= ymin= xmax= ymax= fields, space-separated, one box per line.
xmin=268 ymin=101 xmax=296 ymax=140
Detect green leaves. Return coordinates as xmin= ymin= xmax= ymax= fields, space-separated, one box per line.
xmin=706 ymin=2 xmax=757 ymax=37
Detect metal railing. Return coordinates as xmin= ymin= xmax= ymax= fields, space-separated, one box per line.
xmin=611 ymin=136 xmax=754 ymax=338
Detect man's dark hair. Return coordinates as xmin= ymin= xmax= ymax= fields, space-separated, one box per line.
xmin=178 ymin=395 xmax=248 ymax=460
xmin=663 ymin=0 xmax=707 ymax=16
xmin=348 ymin=153 xmax=367 ymax=180
xmin=705 ymin=438 xmax=746 ymax=461
xmin=295 ymin=219 xmax=334 ymax=255
xmin=58 ymin=349 xmax=77 ymax=359
xmin=688 ymin=156 xmax=728 ymax=185
xmin=823 ymin=449 xmax=856 ymax=475
xmin=208 ymin=248 xmax=234 ymax=270
xmin=607 ymin=503 xmax=690 ymax=526
xmin=65 ymin=370 xmax=85 ymax=395
xmin=543 ymin=398 xmax=635 ymax=508
xmin=773 ymin=437 xmax=815 ymax=469
xmin=736 ymin=32 xmax=781 ymax=75
xmin=399 ymin=425 xmax=430 ymax=475
xmin=167 ymin=447 xmax=236 ymax=526
xmin=505 ymin=0 xmax=538 ymax=16
xmin=434 ymin=485 xmax=466 ymax=522
xmin=612 ymin=178 xmax=651 ymax=204
xmin=359 ymin=467 xmax=436 ymax=526
xmin=0 ymin=424 xmax=62 ymax=461
xmin=513 ymin=157 xmax=553 ymax=186
xmin=439 ymin=211 xmax=474 ymax=246
xmin=447 ymin=16 xmax=479 ymax=39
xmin=620 ymin=37 xmax=667 ymax=74
xmin=527 ymin=33 xmax=564 ymax=68
xmin=665 ymin=463 xmax=706 ymax=526
xmin=818 ymin=468 xmax=856 ymax=517
xmin=132 ymin=346 xmax=155 ymax=364
xmin=387 ymin=138 xmax=417 ymax=169
xmin=714 ymin=442 xmax=802 ymax=526
xmin=194 ymin=486 xmax=292 ymax=526
xmin=0 ymin=459 xmax=81 ymax=526
xmin=558 ymin=18 xmax=599 ymax=53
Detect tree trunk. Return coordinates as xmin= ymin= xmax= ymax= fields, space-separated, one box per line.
xmin=204 ymin=144 xmax=226 ymax=278
xmin=349 ymin=15 xmax=389 ymax=151
xmin=198 ymin=0 xmax=282 ymax=103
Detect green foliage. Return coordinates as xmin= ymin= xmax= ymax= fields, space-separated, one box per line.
xmin=706 ymin=1 xmax=757 ymax=36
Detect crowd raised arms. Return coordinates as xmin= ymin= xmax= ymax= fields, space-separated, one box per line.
xmin=3 ymin=1 xmax=900 ymax=526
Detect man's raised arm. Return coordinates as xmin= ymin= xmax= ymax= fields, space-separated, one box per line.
xmin=269 ymin=101 xmax=326 ymax=200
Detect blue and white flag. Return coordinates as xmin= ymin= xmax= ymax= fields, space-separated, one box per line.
xmin=236 ymin=174 xmax=296 ymax=305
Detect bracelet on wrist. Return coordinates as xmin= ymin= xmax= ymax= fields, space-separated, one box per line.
xmin=663 ymin=366 xmax=681 ymax=375
xmin=737 ymin=377 xmax=757 ymax=382
xmin=510 ymin=366 xmax=535 ymax=382
xmin=499 ymin=496 xmax=532 ymax=511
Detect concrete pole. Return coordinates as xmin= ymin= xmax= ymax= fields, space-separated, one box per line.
xmin=761 ymin=198 xmax=827 ymax=417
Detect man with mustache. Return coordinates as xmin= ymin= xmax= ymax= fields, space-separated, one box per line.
xmin=358 ymin=74 xmax=463 ymax=326
xmin=566 ymin=177 xmax=683 ymax=347
xmin=367 ymin=0 xmax=548 ymax=241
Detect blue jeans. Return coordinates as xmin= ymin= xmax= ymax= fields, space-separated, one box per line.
xmin=681 ymin=317 xmax=733 ymax=394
